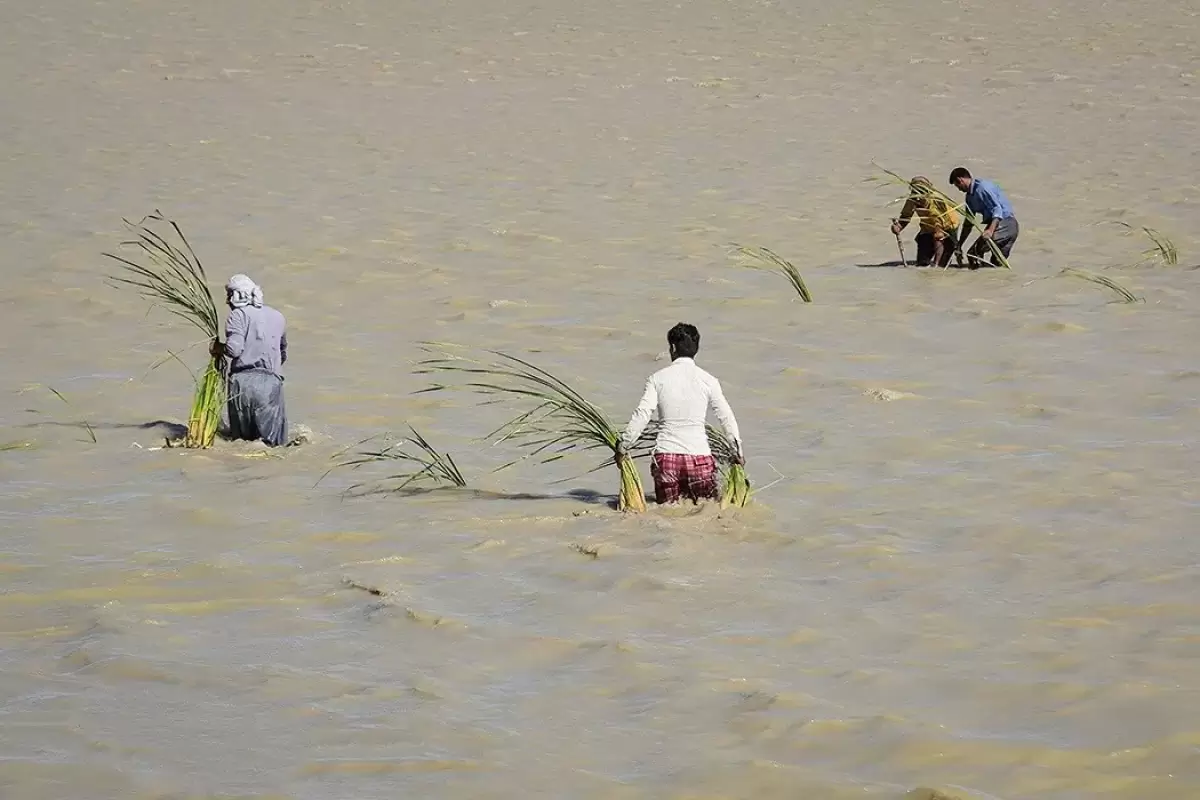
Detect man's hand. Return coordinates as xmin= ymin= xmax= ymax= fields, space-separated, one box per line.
xmin=209 ymin=340 xmax=225 ymax=358
xmin=732 ymin=444 xmax=746 ymax=466
xmin=890 ymin=221 xmax=903 ymax=236
xmin=980 ymin=228 xmax=994 ymax=240
xmin=614 ymin=441 xmax=628 ymax=463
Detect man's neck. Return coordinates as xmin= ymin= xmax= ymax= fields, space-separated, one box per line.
xmin=671 ymin=356 xmax=694 ymax=363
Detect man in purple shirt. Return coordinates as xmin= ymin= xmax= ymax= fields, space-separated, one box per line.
xmin=950 ymin=166 xmax=1019 ymax=268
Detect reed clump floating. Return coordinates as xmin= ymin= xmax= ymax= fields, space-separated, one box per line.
xmin=105 ymin=211 xmax=225 ymax=448
xmin=324 ymin=425 xmax=467 ymax=496
xmin=731 ymin=244 xmax=813 ymax=302
xmin=1110 ymin=221 xmax=1179 ymax=267
xmin=870 ymin=163 xmax=1012 ymax=270
xmin=1060 ymin=267 xmax=1141 ymax=303
xmin=413 ymin=343 xmax=647 ymax=512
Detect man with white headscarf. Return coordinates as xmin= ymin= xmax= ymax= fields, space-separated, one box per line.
xmin=210 ymin=274 xmax=289 ymax=446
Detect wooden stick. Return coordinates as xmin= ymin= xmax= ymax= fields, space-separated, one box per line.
xmin=893 ymin=221 xmax=908 ymax=267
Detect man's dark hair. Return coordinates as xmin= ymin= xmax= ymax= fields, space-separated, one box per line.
xmin=949 ymin=166 xmax=972 ymax=183
xmin=667 ymin=322 xmax=700 ymax=358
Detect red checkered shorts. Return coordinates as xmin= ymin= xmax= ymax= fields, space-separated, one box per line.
xmin=651 ymin=453 xmax=718 ymax=505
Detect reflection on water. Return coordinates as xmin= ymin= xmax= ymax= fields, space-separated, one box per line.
xmin=2 ymin=0 xmax=1200 ymax=797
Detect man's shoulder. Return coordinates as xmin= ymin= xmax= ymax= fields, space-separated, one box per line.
xmin=695 ymin=364 xmax=722 ymax=386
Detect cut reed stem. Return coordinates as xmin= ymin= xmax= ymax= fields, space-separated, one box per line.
xmin=1060 ymin=267 xmax=1141 ymax=303
xmin=731 ymin=244 xmax=813 ymax=301
xmin=413 ymin=342 xmax=647 ymax=512
xmin=105 ymin=210 xmax=226 ymax=448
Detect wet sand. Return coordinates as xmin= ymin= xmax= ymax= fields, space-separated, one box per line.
xmin=2 ymin=0 xmax=1200 ymax=798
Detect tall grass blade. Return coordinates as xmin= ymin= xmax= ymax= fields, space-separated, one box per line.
xmin=1060 ymin=267 xmax=1140 ymax=303
xmin=324 ymin=426 xmax=467 ymax=497
xmin=413 ymin=343 xmax=647 ymax=512
xmin=730 ymin=244 xmax=813 ymax=301
xmin=105 ymin=211 xmax=227 ymax=447
xmin=47 ymin=387 xmax=97 ymax=443
xmin=1110 ymin=221 xmax=1179 ymax=267
xmin=628 ymin=421 xmax=751 ymax=507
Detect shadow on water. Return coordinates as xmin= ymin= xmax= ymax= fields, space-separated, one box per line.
xmin=340 ymin=485 xmax=631 ymax=509
xmin=856 ymin=259 xmax=915 ymax=269
xmin=18 ymin=419 xmax=190 ymax=439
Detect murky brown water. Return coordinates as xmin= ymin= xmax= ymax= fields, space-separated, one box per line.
xmin=3 ymin=1 xmax=1200 ymax=797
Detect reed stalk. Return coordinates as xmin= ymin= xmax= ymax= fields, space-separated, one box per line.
xmin=46 ymin=387 xmax=97 ymax=444
xmin=731 ymin=244 xmax=813 ymax=301
xmin=413 ymin=343 xmax=648 ymax=512
xmin=1060 ymin=267 xmax=1140 ymax=303
xmin=323 ymin=426 xmax=467 ymax=496
xmin=105 ymin=210 xmax=225 ymax=447
xmin=1111 ymin=221 xmax=1179 ymax=267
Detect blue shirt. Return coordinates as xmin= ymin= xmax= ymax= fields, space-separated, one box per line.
xmin=964 ymin=178 xmax=1015 ymax=223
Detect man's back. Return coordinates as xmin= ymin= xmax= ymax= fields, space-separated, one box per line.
xmin=227 ymin=304 xmax=287 ymax=376
xmin=626 ymin=357 xmax=741 ymax=456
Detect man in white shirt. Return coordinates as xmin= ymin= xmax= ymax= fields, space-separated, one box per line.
xmin=617 ymin=323 xmax=744 ymax=505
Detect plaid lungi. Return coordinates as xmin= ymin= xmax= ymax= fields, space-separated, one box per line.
xmin=651 ymin=452 xmax=718 ymax=505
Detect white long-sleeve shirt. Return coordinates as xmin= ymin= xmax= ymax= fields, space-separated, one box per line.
xmin=620 ymin=357 xmax=742 ymax=456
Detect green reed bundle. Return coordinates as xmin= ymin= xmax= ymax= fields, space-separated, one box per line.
xmin=706 ymin=424 xmax=751 ymax=508
xmin=731 ymin=244 xmax=813 ymax=301
xmin=871 ymin=164 xmax=1012 ymax=270
xmin=105 ymin=211 xmax=225 ymax=447
xmin=323 ymin=426 xmax=467 ymax=496
xmin=629 ymin=422 xmax=750 ymax=507
xmin=1060 ymin=267 xmax=1140 ymax=303
xmin=414 ymin=343 xmax=647 ymax=512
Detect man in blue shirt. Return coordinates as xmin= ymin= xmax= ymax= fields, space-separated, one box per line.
xmin=949 ymin=166 xmax=1019 ymax=268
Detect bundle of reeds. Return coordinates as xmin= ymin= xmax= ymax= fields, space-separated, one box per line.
xmin=731 ymin=244 xmax=813 ymax=301
xmin=322 ymin=425 xmax=467 ymax=496
xmin=105 ymin=211 xmax=225 ymax=448
xmin=629 ymin=421 xmax=751 ymax=507
xmin=707 ymin=424 xmax=751 ymax=508
xmin=871 ymin=164 xmax=1012 ymax=270
xmin=413 ymin=343 xmax=648 ymax=512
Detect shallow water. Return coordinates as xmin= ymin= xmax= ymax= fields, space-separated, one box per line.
xmin=2 ymin=0 xmax=1200 ymax=798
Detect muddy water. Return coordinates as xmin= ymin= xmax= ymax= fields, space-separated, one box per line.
xmin=3 ymin=0 xmax=1200 ymax=797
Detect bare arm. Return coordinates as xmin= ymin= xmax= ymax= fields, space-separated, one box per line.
xmin=280 ymin=330 xmax=288 ymax=365
xmin=892 ymin=199 xmax=915 ymax=234
xmin=619 ymin=378 xmax=658 ymax=452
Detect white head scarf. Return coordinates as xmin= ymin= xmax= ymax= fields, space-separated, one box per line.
xmin=226 ymin=274 xmax=264 ymax=309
